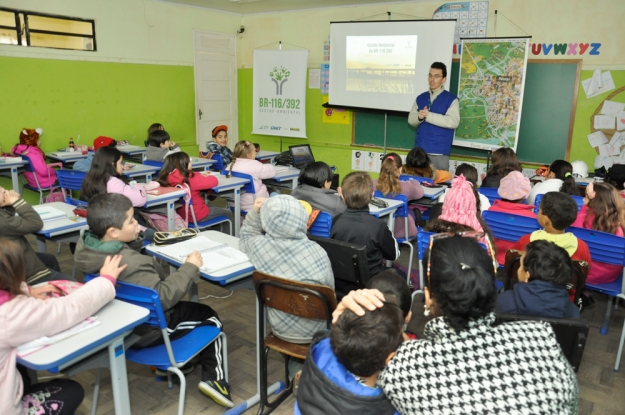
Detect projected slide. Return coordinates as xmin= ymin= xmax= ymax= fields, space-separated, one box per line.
xmin=346 ymin=35 xmax=417 ymax=94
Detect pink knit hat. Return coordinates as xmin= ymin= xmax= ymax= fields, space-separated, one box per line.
xmin=438 ymin=174 xmax=483 ymax=232
xmin=498 ymin=171 xmax=531 ymax=201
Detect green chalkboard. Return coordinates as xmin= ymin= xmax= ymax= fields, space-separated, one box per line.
xmin=353 ymin=60 xmax=581 ymax=164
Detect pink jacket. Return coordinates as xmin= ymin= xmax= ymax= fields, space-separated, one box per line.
xmin=229 ymin=158 xmax=276 ymax=212
xmin=572 ymin=205 xmax=624 ymax=284
xmin=11 ymin=145 xmax=57 ymax=189
xmin=107 ymin=177 xmax=147 ymax=207
xmin=167 ymin=169 xmax=218 ymax=222
xmin=0 ymin=277 xmax=115 ymax=415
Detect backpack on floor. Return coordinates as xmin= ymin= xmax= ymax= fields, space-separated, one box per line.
xmin=139 ymin=183 xmax=191 ymax=231
xmin=44 ymin=187 xmax=65 ymax=203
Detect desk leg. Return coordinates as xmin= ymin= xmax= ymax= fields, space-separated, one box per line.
xmin=234 ymin=188 xmax=241 ymax=237
xmin=385 ymin=213 xmax=396 ymax=268
xmin=167 ymin=200 xmax=175 ymax=231
xmin=36 ymin=235 xmax=47 ymax=253
xmin=11 ymin=167 xmax=19 ymax=190
xmin=108 ymin=337 xmax=132 ymax=415
xmin=146 ymin=173 xmax=152 ymax=181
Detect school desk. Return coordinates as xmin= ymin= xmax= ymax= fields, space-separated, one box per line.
xmin=144 ymin=189 xmax=187 ymax=231
xmin=17 ymin=299 xmax=150 ymax=415
xmin=117 ymin=144 xmax=147 ymax=162
xmin=47 ymin=151 xmax=89 ymax=165
xmin=211 ymin=173 xmax=250 ymax=237
xmin=368 ymin=197 xmax=403 ymax=235
xmin=122 ymin=162 xmax=161 ymax=182
xmin=263 ymin=166 xmax=300 ymax=190
xmin=34 ymin=201 xmax=89 ymax=252
xmin=190 ymin=157 xmax=217 ymax=171
xmin=255 ymin=150 xmax=279 ymax=162
xmin=146 ymin=230 xmax=254 ymax=294
xmin=0 ymin=158 xmax=28 ymax=190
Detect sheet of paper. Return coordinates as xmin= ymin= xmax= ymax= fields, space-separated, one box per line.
xmin=593 ymin=68 xmax=603 ymax=89
xmin=588 ymin=131 xmax=609 ymax=147
xmin=617 ymin=111 xmax=625 ymax=131
xmin=595 ymin=154 xmax=614 ymax=169
xmin=608 ymin=131 xmax=622 ymax=147
xmin=612 ymin=156 xmax=624 ymax=165
xmin=352 ymin=150 xmax=363 ymax=171
xmin=308 ymin=69 xmax=320 ymax=89
xmin=594 ymin=115 xmax=616 ymax=130
xmin=601 ymin=100 xmax=625 ymax=117
xmin=582 ymin=70 xmax=616 ymax=99
xmin=599 ymin=143 xmax=620 ymax=156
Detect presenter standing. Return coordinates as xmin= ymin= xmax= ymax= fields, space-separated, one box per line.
xmin=408 ymin=62 xmax=460 ymax=171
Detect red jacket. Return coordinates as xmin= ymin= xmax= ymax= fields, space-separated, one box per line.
xmin=167 ymin=169 xmax=218 ymax=222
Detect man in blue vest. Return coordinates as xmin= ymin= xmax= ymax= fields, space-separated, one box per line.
xmin=408 ymin=62 xmax=460 ymax=171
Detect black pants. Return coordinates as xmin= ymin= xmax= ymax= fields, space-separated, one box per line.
xmin=139 ymin=301 xmax=225 ymax=381
xmin=22 ymin=378 xmax=84 ymax=415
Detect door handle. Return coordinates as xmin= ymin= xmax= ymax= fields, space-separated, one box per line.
xmin=199 ymin=109 xmax=203 ymax=120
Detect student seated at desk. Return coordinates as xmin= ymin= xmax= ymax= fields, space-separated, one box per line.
xmin=157 ymin=152 xmax=232 ymax=230
xmin=290 ymin=161 xmax=346 ymax=218
xmin=0 ymin=186 xmax=73 ymax=284
xmin=0 ymin=239 xmax=125 ymax=415
xmin=227 ymin=140 xmax=276 ymax=213
xmin=205 ymin=125 xmax=234 ymax=165
xmin=402 ymin=147 xmax=451 ymax=184
xmin=480 ymin=147 xmax=523 ymax=189
xmin=526 ymin=160 xmax=579 ymax=206
xmin=72 ymin=136 xmax=118 ymax=172
xmin=239 ymin=195 xmax=333 ymax=378
xmin=74 ymin=193 xmax=234 ymax=408
xmin=373 ymin=153 xmax=424 ymax=239
xmin=147 ymin=122 xmax=164 ymax=146
xmin=331 ymin=172 xmax=400 ymax=278
xmin=496 ymin=240 xmax=580 ymax=319
xmin=438 ymin=164 xmax=490 ymax=212
xmin=11 ymin=128 xmax=57 ymax=189
xmin=145 ymin=130 xmax=181 ymax=162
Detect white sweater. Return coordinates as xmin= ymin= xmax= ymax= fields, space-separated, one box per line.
xmin=527 ymin=178 xmax=563 ymax=206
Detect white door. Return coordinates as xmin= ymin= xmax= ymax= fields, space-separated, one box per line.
xmin=193 ymin=31 xmax=238 ymax=151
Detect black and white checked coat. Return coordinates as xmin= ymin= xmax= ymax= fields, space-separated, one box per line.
xmin=378 ymin=313 xmax=579 ymax=414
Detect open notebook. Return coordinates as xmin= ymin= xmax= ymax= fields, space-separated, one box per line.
xmin=17 ymin=317 xmax=100 ymax=357
xmin=33 ymin=205 xmax=67 ymax=222
xmin=150 ymin=235 xmax=249 ymax=274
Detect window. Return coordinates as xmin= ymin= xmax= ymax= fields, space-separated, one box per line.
xmin=0 ymin=8 xmax=96 ymax=51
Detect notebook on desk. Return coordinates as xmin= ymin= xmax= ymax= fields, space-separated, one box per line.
xmin=34 ymin=206 xmax=67 ymax=222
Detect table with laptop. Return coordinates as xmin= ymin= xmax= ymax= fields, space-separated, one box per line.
xmin=264 ymin=144 xmax=317 ymax=190
xmin=255 ymin=150 xmax=280 ymax=162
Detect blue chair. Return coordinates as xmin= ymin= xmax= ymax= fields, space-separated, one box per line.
xmin=187 ymin=197 xmax=233 ymax=235
xmin=400 ymin=174 xmax=434 ymax=185
xmin=143 ymin=159 xmax=163 ymax=177
xmin=20 ymin=154 xmax=62 ymax=204
xmin=221 ymin=170 xmax=255 ymax=215
xmin=567 ymin=227 xmax=625 ymax=340
xmin=375 ymin=191 xmax=415 ymax=285
xmin=309 ymin=211 xmax=333 ymax=238
xmin=84 ymin=275 xmax=229 ymax=415
xmin=478 ymin=187 xmax=501 ymax=205
xmin=533 ymin=193 xmax=584 ymax=214
xmin=56 ymin=169 xmax=86 ymax=203
xmin=482 ymin=211 xmax=541 ymax=242
xmin=210 ymin=153 xmax=225 ymax=172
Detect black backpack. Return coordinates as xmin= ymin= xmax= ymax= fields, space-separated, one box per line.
xmin=607 ymin=164 xmax=625 ymax=188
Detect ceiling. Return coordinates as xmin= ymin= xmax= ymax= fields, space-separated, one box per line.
xmin=158 ymin=0 xmax=433 ymax=15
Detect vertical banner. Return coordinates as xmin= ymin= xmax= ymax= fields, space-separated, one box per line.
xmin=453 ymin=37 xmax=530 ymax=152
xmin=253 ymin=50 xmax=308 ymax=138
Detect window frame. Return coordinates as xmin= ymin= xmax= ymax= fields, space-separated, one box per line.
xmin=0 ymin=7 xmax=96 ymax=52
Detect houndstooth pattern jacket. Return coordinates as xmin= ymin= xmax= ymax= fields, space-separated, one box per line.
xmin=378 ymin=313 xmax=579 ymax=415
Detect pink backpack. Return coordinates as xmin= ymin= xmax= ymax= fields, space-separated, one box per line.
xmin=44 ymin=187 xmax=65 ymax=203
xmin=139 ymin=184 xmax=191 ymax=231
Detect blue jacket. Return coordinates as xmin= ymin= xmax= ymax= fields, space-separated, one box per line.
xmin=496 ymin=279 xmax=580 ymax=319
xmin=72 ymin=153 xmax=94 ymax=172
xmin=295 ymin=333 xmax=398 ymax=415
xmin=415 ymin=90 xmax=457 ymax=155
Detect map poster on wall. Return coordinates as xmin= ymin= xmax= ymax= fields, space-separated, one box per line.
xmin=453 ymin=37 xmax=530 ymax=152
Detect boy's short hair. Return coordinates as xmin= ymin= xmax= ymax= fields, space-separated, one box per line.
xmin=341 ymin=172 xmax=372 ymax=209
xmin=87 ymin=193 xmax=133 ymax=238
xmin=366 ymin=270 xmax=411 ymax=318
xmin=539 ymin=192 xmax=577 ymax=230
xmin=148 ymin=130 xmax=171 ymax=147
xmin=524 ymin=240 xmax=575 ymax=286
xmin=298 ymin=161 xmax=333 ymax=188
xmin=330 ymin=302 xmax=404 ymax=377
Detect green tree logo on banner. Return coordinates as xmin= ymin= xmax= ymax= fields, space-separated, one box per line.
xmin=269 ymin=66 xmax=290 ymax=95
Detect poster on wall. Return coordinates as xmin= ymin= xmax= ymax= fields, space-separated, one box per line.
xmin=322 ymin=96 xmax=351 ymax=124
xmin=433 ymin=1 xmax=489 ymax=55
xmin=253 ymin=50 xmax=308 ymax=138
xmin=453 ymin=37 xmax=530 ymax=152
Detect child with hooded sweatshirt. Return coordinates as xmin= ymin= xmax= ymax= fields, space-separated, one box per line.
xmin=12 ymin=128 xmax=57 ymax=189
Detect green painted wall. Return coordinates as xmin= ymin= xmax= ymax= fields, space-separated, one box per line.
xmin=0 ymin=56 xmax=198 ymax=203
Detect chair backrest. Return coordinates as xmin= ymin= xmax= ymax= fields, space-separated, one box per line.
xmin=534 ymin=193 xmax=584 ymax=214
xmin=223 ymin=170 xmax=255 ymax=194
xmin=399 ymin=174 xmax=434 ymax=185
xmin=482 ymin=210 xmax=541 ymax=242
xmin=478 ymin=187 xmax=502 ymax=204
xmin=309 ymin=235 xmax=369 ymax=290
xmin=567 ymin=226 xmax=625 ymax=266
xmin=211 ymin=153 xmax=224 ymax=171
xmin=373 ymin=191 xmax=408 ymax=218
xmin=56 ymin=170 xmax=86 ymax=200
xmin=503 ymin=249 xmax=589 ymax=306
xmin=253 ymin=271 xmax=337 ymax=328
xmin=308 ymin=211 xmax=332 ymax=238
xmin=143 ymin=160 xmax=164 ymax=169
xmin=416 ymin=228 xmax=435 ymax=261
xmin=495 ymin=312 xmax=590 ymax=372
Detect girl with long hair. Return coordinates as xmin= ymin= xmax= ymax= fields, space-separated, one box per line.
xmin=439 ymin=163 xmax=491 ymax=212
xmin=527 ymin=160 xmax=579 ymax=206
xmin=481 ymin=147 xmax=523 ymax=188
xmin=403 ymin=147 xmax=451 ymax=184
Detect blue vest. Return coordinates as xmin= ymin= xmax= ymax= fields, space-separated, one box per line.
xmin=415 ymin=90 xmax=457 ymax=155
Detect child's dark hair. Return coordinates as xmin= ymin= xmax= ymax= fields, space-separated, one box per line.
xmin=81 ymin=147 xmax=125 ymax=202
xmin=455 ymin=163 xmax=481 ymax=212
xmin=147 ymin=123 xmax=163 ymax=140
xmin=148 ymin=129 xmax=171 ymax=147
xmin=485 ymin=147 xmax=522 ymax=179
xmin=227 ymin=140 xmax=255 ymax=178
xmin=298 ymin=161 xmax=332 ymax=188
xmin=431 ymin=61 xmax=447 ymax=78
xmin=405 ymin=147 xmax=433 ymax=178
xmin=423 ymin=236 xmax=496 ymax=331
xmin=366 ymin=270 xmax=411 ymax=318
xmin=539 ymin=192 xmax=578 ymax=230
xmin=330 ymin=302 xmax=404 ymax=377
xmin=584 ymin=182 xmax=625 ymax=234
xmin=341 ymin=172 xmax=373 ymax=209
xmin=376 ymin=153 xmax=402 ymax=196
xmin=0 ymin=239 xmax=26 ymax=297
xmin=86 ymin=193 xmax=133 ymax=238
xmin=523 ymin=240 xmax=575 ymax=286
xmin=549 ymin=160 xmax=579 ymax=196
xmin=157 ymin=152 xmax=193 ymax=186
